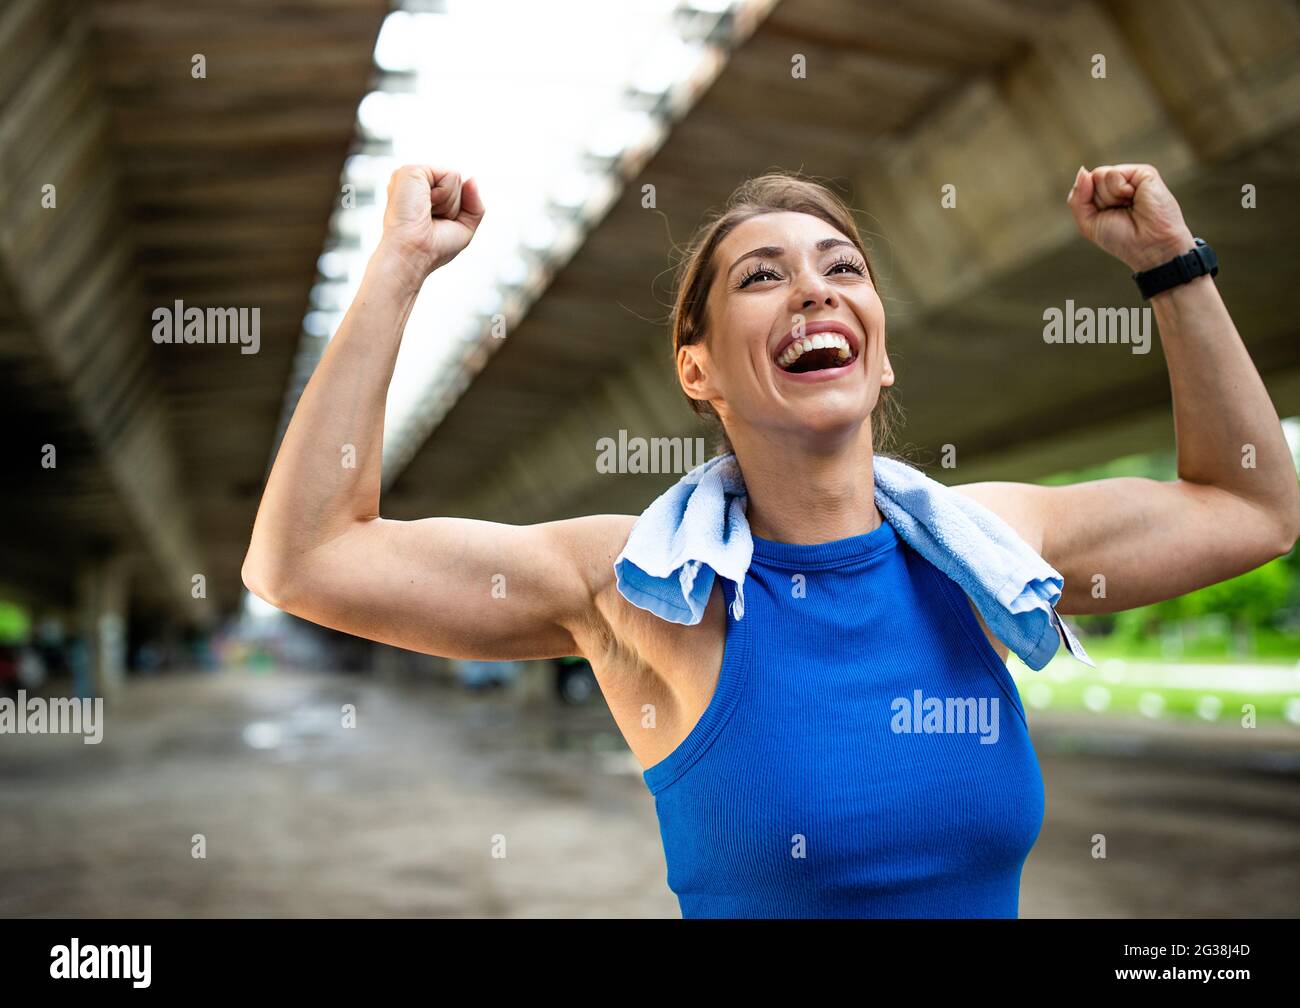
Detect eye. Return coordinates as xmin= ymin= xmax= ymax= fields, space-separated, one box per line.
xmin=736 ymin=261 xmax=781 ymax=289
xmin=827 ymin=254 xmax=867 ymax=277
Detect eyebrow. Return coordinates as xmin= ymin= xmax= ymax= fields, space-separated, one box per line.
xmin=727 ymin=237 xmax=857 ymax=277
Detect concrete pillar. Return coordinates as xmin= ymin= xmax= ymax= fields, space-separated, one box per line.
xmin=513 ymin=659 xmax=558 ymax=707
xmin=76 ymin=554 xmax=131 ymax=699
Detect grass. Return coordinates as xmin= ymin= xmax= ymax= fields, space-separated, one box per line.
xmin=1007 ymin=634 xmax=1300 ymax=727
xmin=1067 ymin=628 xmax=1300 ymax=664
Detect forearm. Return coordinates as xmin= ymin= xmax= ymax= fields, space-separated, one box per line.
xmin=1154 ymin=271 xmax=1300 ymax=532
xmin=245 ymin=242 xmax=426 ymax=579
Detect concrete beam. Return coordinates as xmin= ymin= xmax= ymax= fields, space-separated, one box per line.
xmin=0 ymin=1 xmax=213 ymax=627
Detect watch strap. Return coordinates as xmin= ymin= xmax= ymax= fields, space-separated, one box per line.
xmin=1133 ymin=238 xmax=1218 ymax=299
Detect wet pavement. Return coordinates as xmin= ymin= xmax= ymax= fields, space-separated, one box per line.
xmin=0 ymin=665 xmax=1296 ymax=918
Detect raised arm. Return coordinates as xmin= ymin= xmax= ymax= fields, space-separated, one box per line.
xmin=954 ymin=163 xmax=1300 ymax=615
xmin=241 ymin=166 xmax=619 ymax=660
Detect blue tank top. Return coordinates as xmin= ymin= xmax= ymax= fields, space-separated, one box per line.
xmin=642 ymin=516 xmax=1045 ymax=918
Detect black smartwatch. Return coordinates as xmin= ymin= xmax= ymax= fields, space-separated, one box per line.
xmin=1133 ymin=237 xmax=1217 ymax=299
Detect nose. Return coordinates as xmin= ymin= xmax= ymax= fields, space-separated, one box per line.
xmin=790 ymin=268 xmax=838 ymax=312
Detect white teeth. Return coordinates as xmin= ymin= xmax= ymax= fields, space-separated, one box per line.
xmin=776 ymin=331 xmax=854 ymax=369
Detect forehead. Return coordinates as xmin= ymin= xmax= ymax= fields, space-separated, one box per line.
xmin=715 ymin=211 xmax=850 ymax=264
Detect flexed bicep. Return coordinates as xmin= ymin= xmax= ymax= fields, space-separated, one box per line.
xmin=955 ymin=478 xmax=1292 ymax=616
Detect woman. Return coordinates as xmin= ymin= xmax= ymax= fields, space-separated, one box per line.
xmin=243 ymin=164 xmax=1300 ymax=918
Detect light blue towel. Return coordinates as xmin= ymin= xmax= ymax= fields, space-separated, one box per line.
xmin=613 ymin=452 xmax=1093 ymax=671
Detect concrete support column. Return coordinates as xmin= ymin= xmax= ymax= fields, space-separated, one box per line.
xmin=76 ymin=554 xmax=131 ymax=699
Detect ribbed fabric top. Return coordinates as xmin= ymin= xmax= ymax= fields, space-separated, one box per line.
xmin=643 ymin=517 xmax=1045 ymax=918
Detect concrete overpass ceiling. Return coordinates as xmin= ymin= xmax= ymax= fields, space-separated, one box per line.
xmin=90 ymin=0 xmax=390 ymax=619
xmin=384 ymin=0 xmax=1300 ymax=524
xmin=0 ymin=0 xmax=388 ymax=623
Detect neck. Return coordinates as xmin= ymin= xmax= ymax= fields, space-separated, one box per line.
xmin=731 ymin=424 xmax=882 ymax=544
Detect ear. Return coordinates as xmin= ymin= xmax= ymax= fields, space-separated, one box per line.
xmin=880 ymin=349 xmax=895 ymax=388
xmin=677 ymin=343 xmax=720 ymax=403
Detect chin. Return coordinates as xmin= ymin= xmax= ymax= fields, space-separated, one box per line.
xmin=784 ymin=403 xmax=872 ymax=444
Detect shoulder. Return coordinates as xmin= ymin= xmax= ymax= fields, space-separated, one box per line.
xmin=545 ymin=512 xmax=636 ymax=581
xmin=541 ymin=513 xmax=637 ymax=652
xmin=949 ymin=480 xmax=1047 ymax=555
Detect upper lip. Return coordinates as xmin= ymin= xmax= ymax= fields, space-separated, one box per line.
xmin=771 ymin=320 xmax=861 ymax=364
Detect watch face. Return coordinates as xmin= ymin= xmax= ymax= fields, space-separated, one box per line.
xmin=1192 ymin=240 xmax=1217 ymax=275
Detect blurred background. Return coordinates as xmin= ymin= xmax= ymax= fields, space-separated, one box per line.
xmin=1 ymin=0 xmax=1298 ymax=917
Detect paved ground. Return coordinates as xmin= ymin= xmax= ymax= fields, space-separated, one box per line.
xmin=0 ymin=666 xmax=1296 ymax=918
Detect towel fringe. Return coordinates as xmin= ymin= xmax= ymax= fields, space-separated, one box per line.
xmin=679 ymin=559 xmax=700 ymax=596
xmin=730 ymin=579 xmax=745 ymax=621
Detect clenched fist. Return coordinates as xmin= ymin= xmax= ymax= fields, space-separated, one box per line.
xmin=380 ymin=165 xmax=486 ymax=280
xmin=1066 ymin=164 xmax=1195 ymax=273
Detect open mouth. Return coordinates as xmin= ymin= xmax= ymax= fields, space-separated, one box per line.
xmin=773 ymin=328 xmax=860 ymax=375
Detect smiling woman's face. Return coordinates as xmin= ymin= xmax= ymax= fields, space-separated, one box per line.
xmin=678 ymin=210 xmax=893 ymax=451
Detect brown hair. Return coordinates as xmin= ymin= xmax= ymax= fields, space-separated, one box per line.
xmin=669 ymin=170 xmax=902 ymax=457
